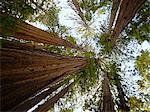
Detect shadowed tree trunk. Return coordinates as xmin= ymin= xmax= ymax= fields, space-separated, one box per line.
xmin=11 ymin=81 xmax=63 ymax=111
xmin=33 ymin=82 xmax=74 ymax=112
xmin=0 ymin=14 xmax=81 ymax=50
xmin=114 ymin=75 xmax=130 ymax=112
xmin=111 ymin=0 xmax=146 ymax=43
xmin=102 ymin=72 xmax=115 ymax=112
xmin=0 ymin=41 xmax=87 ymax=111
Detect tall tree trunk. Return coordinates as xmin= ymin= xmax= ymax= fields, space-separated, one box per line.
xmin=114 ymin=75 xmax=130 ymax=112
xmin=112 ymin=0 xmax=146 ymax=41
xmin=11 ymin=81 xmax=63 ymax=111
xmin=102 ymin=72 xmax=115 ymax=112
xmin=0 ymin=14 xmax=81 ymax=50
xmin=33 ymin=82 xmax=74 ymax=112
xmin=108 ymin=0 xmax=121 ymax=32
xmin=0 ymin=41 xmax=87 ymax=111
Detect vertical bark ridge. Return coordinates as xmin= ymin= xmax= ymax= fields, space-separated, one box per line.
xmin=0 ymin=42 xmax=87 ymax=111
xmin=0 ymin=14 xmax=81 ymax=50
xmin=114 ymin=75 xmax=130 ymax=111
xmin=111 ymin=0 xmax=146 ymax=43
xmin=11 ymin=81 xmax=64 ymax=111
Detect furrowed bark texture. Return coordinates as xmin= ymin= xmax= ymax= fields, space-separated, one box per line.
xmin=112 ymin=0 xmax=146 ymax=41
xmin=0 ymin=14 xmax=80 ymax=50
xmin=102 ymin=73 xmax=115 ymax=112
xmin=34 ymin=82 xmax=74 ymax=112
xmin=0 ymin=42 xmax=87 ymax=111
xmin=11 ymin=82 xmax=62 ymax=111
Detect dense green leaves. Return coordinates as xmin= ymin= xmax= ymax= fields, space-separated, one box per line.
xmin=98 ymin=33 xmax=113 ymax=54
xmin=76 ymin=58 xmax=99 ymax=93
xmin=135 ymin=51 xmax=150 ymax=81
xmin=0 ymin=15 xmax=17 ymax=37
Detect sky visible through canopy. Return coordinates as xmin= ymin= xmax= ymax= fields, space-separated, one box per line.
xmin=25 ymin=0 xmax=150 ymax=111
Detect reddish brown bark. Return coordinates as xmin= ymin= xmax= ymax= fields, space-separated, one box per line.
xmin=0 ymin=42 xmax=87 ymax=111
xmin=33 ymin=82 xmax=74 ymax=112
xmin=11 ymin=82 xmax=63 ymax=111
xmin=112 ymin=0 xmax=146 ymax=41
xmin=0 ymin=14 xmax=81 ymax=50
xmin=102 ymin=73 xmax=115 ymax=112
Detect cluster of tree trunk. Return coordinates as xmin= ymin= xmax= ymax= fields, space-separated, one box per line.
xmin=34 ymin=82 xmax=75 ymax=112
xmin=0 ymin=0 xmax=146 ymax=111
xmin=0 ymin=40 xmax=87 ymax=111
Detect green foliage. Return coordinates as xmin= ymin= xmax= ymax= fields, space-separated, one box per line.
xmin=36 ymin=6 xmax=60 ymax=32
xmin=135 ymin=50 xmax=150 ymax=81
xmin=0 ymin=15 xmax=17 ymax=37
xmin=128 ymin=97 xmax=144 ymax=111
xmin=67 ymin=36 xmax=77 ymax=45
xmin=45 ymin=45 xmax=62 ymax=54
xmin=1 ymin=0 xmax=35 ymax=20
xmin=79 ymin=0 xmax=110 ymax=14
xmin=76 ymin=58 xmax=99 ymax=93
xmin=60 ymin=108 xmax=73 ymax=112
xmin=98 ymin=33 xmax=113 ymax=54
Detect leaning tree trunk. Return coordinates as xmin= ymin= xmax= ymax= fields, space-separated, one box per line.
xmin=33 ymin=82 xmax=74 ymax=112
xmin=112 ymin=0 xmax=146 ymax=42
xmin=0 ymin=41 xmax=87 ymax=111
xmin=102 ymin=72 xmax=115 ymax=112
xmin=0 ymin=14 xmax=81 ymax=50
xmin=11 ymin=81 xmax=64 ymax=111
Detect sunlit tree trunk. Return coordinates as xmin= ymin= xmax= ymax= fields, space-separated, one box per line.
xmin=0 ymin=14 xmax=81 ymax=50
xmin=0 ymin=41 xmax=87 ymax=111
xmin=102 ymin=72 xmax=115 ymax=112
xmin=33 ymin=82 xmax=74 ymax=112
xmin=108 ymin=0 xmax=121 ymax=32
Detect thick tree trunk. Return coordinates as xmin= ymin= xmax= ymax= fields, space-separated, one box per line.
xmin=102 ymin=73 xmax=115 ymax=112
xmin=0 ymin=42 xmax=87 ymax=111
xmin=11 ymin=82 xmax=63 ymax=111
xmin=111 ymin=0 xmax=146 ymax=42
xmin=33 ymin=82 xmax=74 ymax=112
xmin=0 ymin=14 xmax=81 ymax=50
